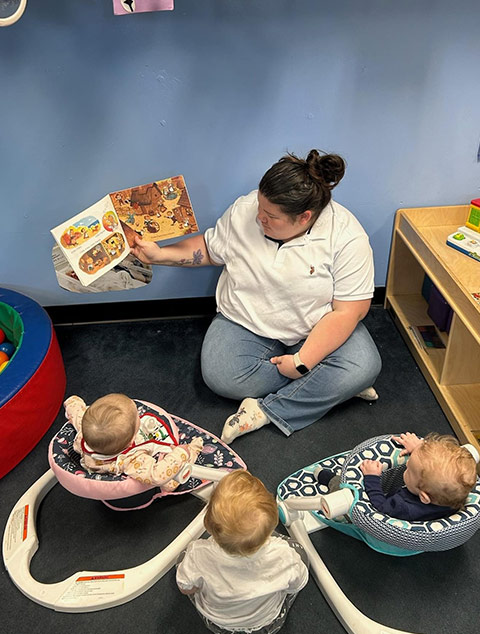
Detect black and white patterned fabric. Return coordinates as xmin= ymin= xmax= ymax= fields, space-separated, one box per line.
xmin=278 ymin=435 xmax=480 ymax=553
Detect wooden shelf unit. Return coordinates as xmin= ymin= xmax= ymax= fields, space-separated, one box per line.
xmin=385 ymin=205 xmax=480 ymax=450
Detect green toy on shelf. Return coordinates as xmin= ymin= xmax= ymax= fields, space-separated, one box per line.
xmin=446 ymin=198 xmax=480 ymax=262
xmin=466 ymin=198 xmax=480 ymax=233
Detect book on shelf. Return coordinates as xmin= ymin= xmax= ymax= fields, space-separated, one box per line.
xmin=408 ymin=325 xmax=445 ymax=351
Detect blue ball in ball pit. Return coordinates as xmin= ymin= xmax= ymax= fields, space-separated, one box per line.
xmin=0 ymin=341 xmax=15 ymax=358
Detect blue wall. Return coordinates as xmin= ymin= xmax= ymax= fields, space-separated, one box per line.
xmin=1 ymin=0 xmax=479 ymax=306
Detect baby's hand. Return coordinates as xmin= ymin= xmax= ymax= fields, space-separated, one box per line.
xmin=64 ymin=395 xmax=85 ymax=414
xmin=64 ymin=395 xmax=87 ymax=427
xmin=187 ymin=436 xmax=204 ymax=462
xmin=392 ymin=432 xmax=423 ymax=456
xmin=360 ymin=459 xmax=383 ymax=476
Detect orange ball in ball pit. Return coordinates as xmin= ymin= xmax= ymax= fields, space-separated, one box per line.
xmin=0 ymin=350 xmax=9 ymax=364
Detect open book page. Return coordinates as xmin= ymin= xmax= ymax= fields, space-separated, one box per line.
xmin=50 ymin=195 xmax=129 ymax=287
xmin=109 ymin=175 xmax=198 ymax=243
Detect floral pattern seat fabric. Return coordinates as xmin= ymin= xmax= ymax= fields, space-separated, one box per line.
xmin=50 ymin=400 xmax=247 ymax=505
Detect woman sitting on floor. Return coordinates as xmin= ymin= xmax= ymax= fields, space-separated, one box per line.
xmin=131 ymin=149 xmax=381 ymax=442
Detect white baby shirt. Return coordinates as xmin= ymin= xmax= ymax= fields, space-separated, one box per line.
xmin=176 ymin=535 xmax=308 ymax=630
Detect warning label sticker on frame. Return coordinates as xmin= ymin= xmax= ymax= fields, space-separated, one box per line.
xmin=59 ymin=574 xmax=126 ymax=604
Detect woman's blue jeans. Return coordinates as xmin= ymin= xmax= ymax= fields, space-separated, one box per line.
xmin=201 ymin=313 xmax=382 ymax=436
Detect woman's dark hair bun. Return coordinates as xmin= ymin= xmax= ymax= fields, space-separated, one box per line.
xmin=306 ymin=149 xmax=345 ymax=189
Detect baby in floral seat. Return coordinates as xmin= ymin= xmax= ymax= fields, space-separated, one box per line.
xmin=65 ymin=393 xmax=203 ymax=492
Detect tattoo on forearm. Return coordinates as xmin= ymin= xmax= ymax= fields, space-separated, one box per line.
xmin=178 ymin=249 xmax=204 ymax=266
xmin=192 ymin=249 xmax=204 ymax=265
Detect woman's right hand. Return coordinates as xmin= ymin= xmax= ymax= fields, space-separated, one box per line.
xmin=130 ymin=235 xmax=163 ymax=264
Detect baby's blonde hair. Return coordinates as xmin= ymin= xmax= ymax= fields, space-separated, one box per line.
xmin=416 ymin=433 xmax=477 ymax=509
xmin=204 ymin=470 xmax=278 ymax=556
xmin=82 ymin=393 xmax=138 ymax=455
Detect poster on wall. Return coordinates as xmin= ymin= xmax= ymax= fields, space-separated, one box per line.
xmin=113 ymin=0 xmax=174 ymax=15
xmin=50 ymin=175 xmax=197 ymax=288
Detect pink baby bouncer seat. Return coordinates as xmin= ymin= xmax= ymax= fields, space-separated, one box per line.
xmin=3 ymin=400 xmax=246 ymax=612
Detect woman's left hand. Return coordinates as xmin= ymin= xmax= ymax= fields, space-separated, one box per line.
xmin=270 ymin=354 xmax=301 ymax=379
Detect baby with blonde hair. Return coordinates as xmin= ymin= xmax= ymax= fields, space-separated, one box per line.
xmin=359 ymin=432 xmax=477 ymax=521
xmin=176 ymin=470 xmax=308 ymax=634
xmin=204 ymin=469 xmax=278 ymax=557
xmin=65 ymin=393 xmax=203 ymax=491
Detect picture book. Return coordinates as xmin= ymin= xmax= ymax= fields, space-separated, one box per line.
xmin=110 ymin=175 xmax=198 ymax=242
xmin=51 ymin=175 xmax=198 ymax=287
xmin=51 ymin=196 xmax=129 ymax=287
xmin=409 ymin=325 xmax=446 ymax=351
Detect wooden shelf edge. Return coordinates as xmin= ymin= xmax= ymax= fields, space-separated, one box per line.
xmin=397 ymin=219 xmax=480 ymax=348
xmin=387 ymin=206 xmax=480 ymax=454
xmin=386 ymin=302 xmax=480 ymax=454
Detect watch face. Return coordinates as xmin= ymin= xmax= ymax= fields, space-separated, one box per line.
xmin=293 ymin=352 xmax=309 ymax=375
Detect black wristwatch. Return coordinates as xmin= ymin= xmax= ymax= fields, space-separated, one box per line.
xmin=293 ymin=352 xmax=310 ymax=375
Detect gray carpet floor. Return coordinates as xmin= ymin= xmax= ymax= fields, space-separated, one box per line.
xmin=1 ymin=307 xmax=477 ymax=634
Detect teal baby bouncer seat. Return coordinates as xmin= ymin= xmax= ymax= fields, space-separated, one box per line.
xmin=277 ymin=434 xmax=480 ymax=634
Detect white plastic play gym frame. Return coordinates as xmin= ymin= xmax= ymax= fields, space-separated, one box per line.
xmin=3 ymin=463 xmax=226 ymax=613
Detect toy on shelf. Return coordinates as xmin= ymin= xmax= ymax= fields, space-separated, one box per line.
xmin=446 ymin=199 xmax=480 ymax=262
xmin=465 ymin=198 xmax=480 ymax=233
